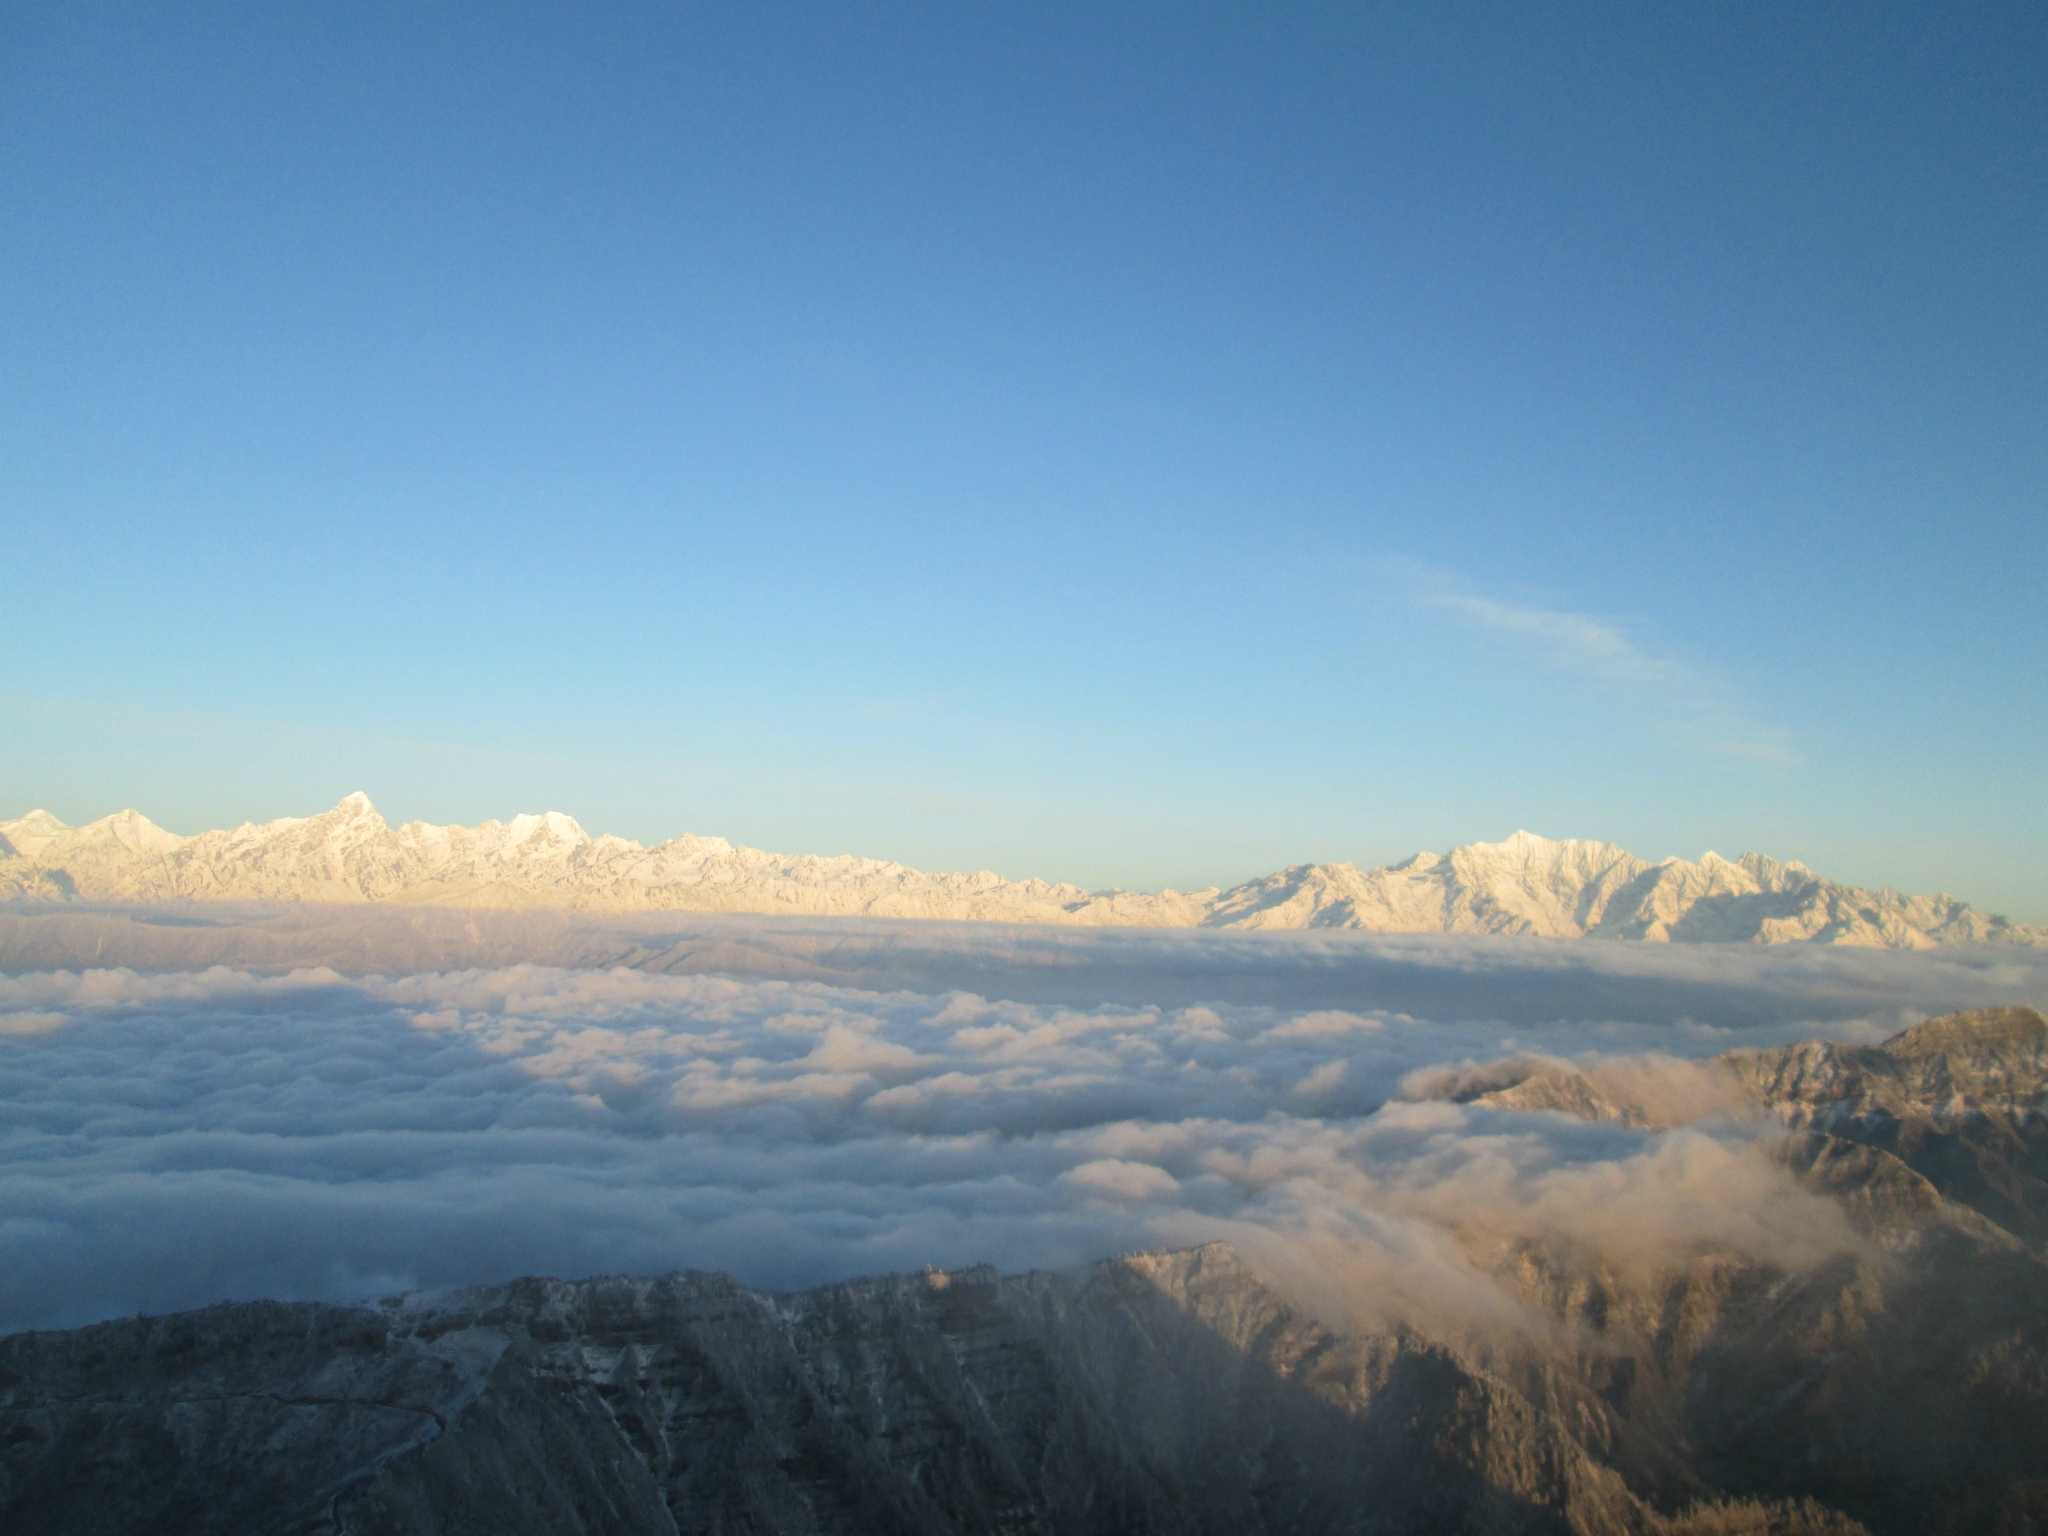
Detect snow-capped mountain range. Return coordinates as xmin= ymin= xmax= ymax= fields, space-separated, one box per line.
xmin=1 ymin=792 xmax=2037 ymax=948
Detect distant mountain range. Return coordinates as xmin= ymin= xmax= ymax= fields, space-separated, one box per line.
xmin=2 ymin=793 xmax=2038 ymax=949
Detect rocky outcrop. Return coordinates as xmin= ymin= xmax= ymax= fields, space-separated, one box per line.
xmin=1437 ymin=1008 xmax=2048 ymax=1252
xmin=1725 ymin=1006 xmax=2048 ymax=1248
xmin=4 ymin=798 xmax=2038 ymax=949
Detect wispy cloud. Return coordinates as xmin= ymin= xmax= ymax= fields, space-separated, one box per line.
xmin=1406 ymin=571 xmax=1797 ymax=764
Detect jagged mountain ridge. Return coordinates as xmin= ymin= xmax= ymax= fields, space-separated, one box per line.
xmin=1456 ymin=1006 xmax=2048 ymax=1250
xmin=1731 ymin=1007 xmax=2048 ymax=1248
xmin=0 ymin=1249 xmax=1829 ymax=1536
xmin=2 ymin=793 xmax=2038 ymax=948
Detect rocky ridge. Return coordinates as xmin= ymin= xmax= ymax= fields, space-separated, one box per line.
xmin=3 ymin=795 xmax=2039 ymax=949
xmin=1440 ymin=1005 xmax=2048 ymax=1252
xmin=0 ymin=1241 xmax=1957 ymax=1536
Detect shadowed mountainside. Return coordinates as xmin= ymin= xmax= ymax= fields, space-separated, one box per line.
xmin=0 ymin=1246 xmax=1918 ymax=1536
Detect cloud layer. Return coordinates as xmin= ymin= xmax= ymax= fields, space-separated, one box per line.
xmin=5 ymin=934 xmax=2044 ymax=1336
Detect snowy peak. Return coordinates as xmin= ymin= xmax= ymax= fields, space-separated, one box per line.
xmin=0 ymin=795 xmax=2038 ymax=948
xmin=88 ymin=808 xmax=186 ymax=854
xmin=0 ymin=808 xmax=185 ymax=880
xmin=501 ymin=811 xmax=589 ymax=846
xmin=0 ymin=810 xmax=70 ymax=861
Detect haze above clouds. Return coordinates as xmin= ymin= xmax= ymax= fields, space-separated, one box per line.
xmin=6 ymin=919 xmax=2043 ymax=1336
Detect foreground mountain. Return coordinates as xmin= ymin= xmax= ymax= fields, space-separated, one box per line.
xmin=0 ymin=1251 xmax=1866 ymax=1536
xmin=3 ymin=1009 xmax=2044 ymax=1535
xmin=3 ymin=794 xmax=2039 ymax=948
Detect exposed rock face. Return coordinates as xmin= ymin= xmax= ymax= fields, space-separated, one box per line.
xmin=0 ymin=1250 xmax=1879 ymax=1536
xmin=1446 ymin=1008 xmax=2048 ymax=1249
xmin=1727 ymin=1006 xmax=2048 ymax=1249
xmin=4 ymin=798 xmax=2038 ymax=949
xmin=7 ymin=1006 xmax=2048 ymax=1536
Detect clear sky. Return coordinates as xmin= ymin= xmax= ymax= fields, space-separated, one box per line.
xmin=4 ymin=2 xmax=2043 ymax=917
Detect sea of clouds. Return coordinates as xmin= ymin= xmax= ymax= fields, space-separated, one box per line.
xmin=4 ymin=918 xmax=2045 ymax=1336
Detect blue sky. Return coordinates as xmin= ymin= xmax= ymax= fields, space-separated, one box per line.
xmin=4 ymin=2 xmax=2043 ymax=916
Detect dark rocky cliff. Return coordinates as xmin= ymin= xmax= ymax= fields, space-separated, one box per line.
xmin=2 ymin=1234 xmax=2036 ymax=1536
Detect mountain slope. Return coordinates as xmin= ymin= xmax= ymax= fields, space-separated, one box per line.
xmin=1445 ymin=1007 xmax=2048 ymax=1248
xmin=0 ymin=1250 xmax=1871 ymax=1536
xmin=2 ymin=796 xmax=2038 ymax=948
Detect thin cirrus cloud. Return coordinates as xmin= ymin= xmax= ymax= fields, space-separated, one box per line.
xmin=1406 ymin=570 xmax=1798 ymax=765
xmin=9 ymin=926 xmax=2042 ymax=1338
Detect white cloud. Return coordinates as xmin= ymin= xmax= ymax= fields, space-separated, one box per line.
xmin=2 ymin=933 xmax=2042 ymax=1338
xmin=1062 ymin=1159 xmax=1182 ymax=1204
xmin=0 ymin=1011 xmax=69 ymax=1037
xmin=1294 ymin=1060 xmax=1348 ymax=1097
